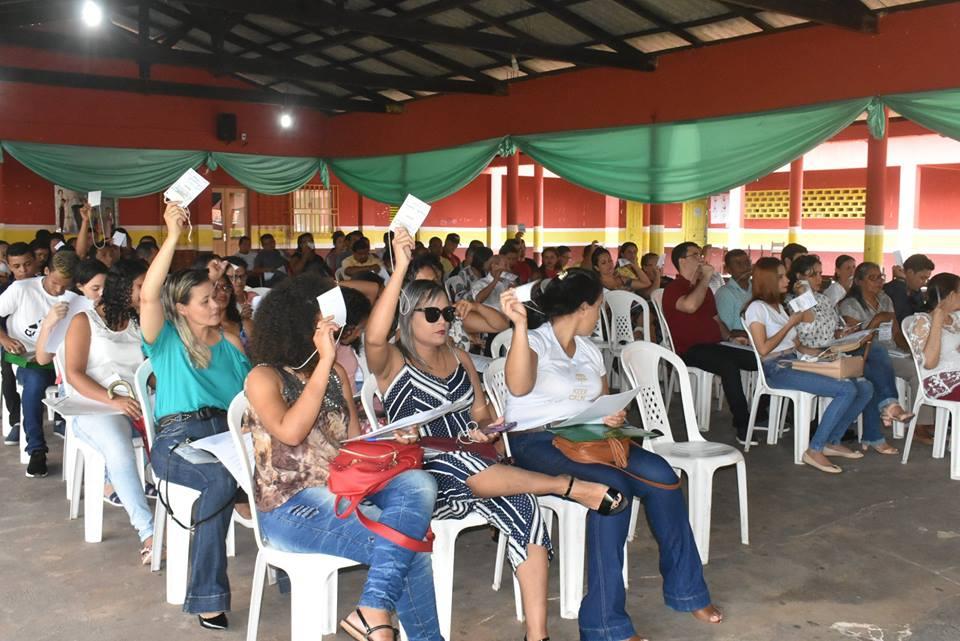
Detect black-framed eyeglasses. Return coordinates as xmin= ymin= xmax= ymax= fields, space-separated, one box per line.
xmin=415 ymin=306 xmax=457 ymax=323
xmin=683 ymin=251 xmax=703 ymax=259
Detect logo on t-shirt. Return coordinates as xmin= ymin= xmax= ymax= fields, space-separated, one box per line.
xmin=23 ymin=319 xmax=41 ymax=339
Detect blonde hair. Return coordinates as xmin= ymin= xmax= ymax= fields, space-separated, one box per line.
xmin=161 ymin=269 xmax=212 ymax=369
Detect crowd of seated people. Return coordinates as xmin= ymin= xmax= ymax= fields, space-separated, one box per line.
xmin=3 ymin=205 xmax=960 ymax=640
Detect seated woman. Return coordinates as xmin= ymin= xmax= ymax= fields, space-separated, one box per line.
xmin=745 ymin=257 xmax=873 ymax=474
xmin=35 ymin=258 xmax=110 ymax=362
xmin=839 ymin=262 xmax=934 ymax=442
xmin=539 ymin=247 xmax=561 ymax=280
xmin=786 ymin=255 xmax=909 ymax=455
xmin=63 ymin=259 xmax=154 ymax=563
xmin=245 ymin=274 xmax=442 ymax=641
xmin=592 ymin=247 xmax=651 ymax=295
xmin=142 ymin=204 xmax=251 ymax=630
xmin=905 ymin=272 xmax=960 ymax=402
xmin=502 ymin=269 xmax=721 ymax=641
xmin=366 ymin=229 xmax=625 ymax=641
xmin=212 ymin=274 xmax=253 ymax=350
xmin=224 ymin=258 xmax=254 ymax=306
xmin=615 ymin=242 xmax=654 ymax=296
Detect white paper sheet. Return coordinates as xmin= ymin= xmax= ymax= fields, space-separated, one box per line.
xmin=518 ymin=223 xmax=526 ymax=233
xmin=551 ymin=387 xmax=639 ymax=428
xmin=53 ymin=241 xmax=65 ymax=251
xmin=163 ymin=168 xmax=210 ymax=207
xmin=343 ymin=397 xmax=473 ymax=442
xmin=657 ymin=254 xmax=666 ymax=269
xmin=250 ymin=294 xmax=264 ymax=315
xmin=45 ymin=294 xmax=93 ymax=354
xmin=191 ymin=431 xmax=254 ymax=487
xmin=388 ymin=194 xmax=431 ymax=236
xmin=317 ymin=287 xmax=347 ymax=327
xmin=893 ymin=250 xmax=904 ymax=267
xmin=111 ymin=231 xmax=127 ymax=247
xmin=787 ymin=290 xmax=818 ymax=314
xmin=43 ymin=395 xmax=121 ymax=416
xmin=827 ymin=329 xmax=876 ymax=349
xmin=513 ymin=281 xmax=536 ymax=303
xmin=87 ymin=191 xmax=102 ymax=207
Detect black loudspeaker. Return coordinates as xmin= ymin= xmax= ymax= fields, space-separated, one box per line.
xmin=216 ymin=113 xmax=237 ymax=142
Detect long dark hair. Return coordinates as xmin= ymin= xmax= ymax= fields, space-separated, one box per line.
xmin=922 ymin=273 xmax=960 ymax=312
xmin=101 ymin=259 xmax=147 ymax=331
xmin=787 ymin=254 xmax=821 ymax=296
xmin=217 ymin=276 xmax=243 ymax=325
xmin=541 ymin=268 xmax=603 ymax=321
xmin=840 ymin=261 xmax=881 ymax=312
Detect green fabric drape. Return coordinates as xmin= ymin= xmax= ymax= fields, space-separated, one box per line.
xmin=326 ymin=137 xmax=506 ymax=205
xmin=512 ymin=98 xmax=873 ymax=203
xmin=208 ymin=152 xmax=321 ymax=195
xmin=882 ymin=88 xmax=960 ymax=141
xmin=1 ymin=141 xmax=206 ymax=198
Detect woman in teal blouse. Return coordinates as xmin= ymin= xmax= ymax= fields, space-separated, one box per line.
xmin=142 ymin=203 xmax=250 ymax=631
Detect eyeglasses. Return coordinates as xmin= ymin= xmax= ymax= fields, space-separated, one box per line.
xmin=683 ymin=251 xmax=703 ymax=260
xmin=415 ymin=306 xmax=457 ymax=323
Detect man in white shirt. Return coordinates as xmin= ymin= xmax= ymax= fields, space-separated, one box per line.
xmin=0 ymin=250 xmax=77 ymax=477
xmin=471 ymin=255 xmax=511 ymax=311
xmin=230 ymin=235 xmax=258 ymax=271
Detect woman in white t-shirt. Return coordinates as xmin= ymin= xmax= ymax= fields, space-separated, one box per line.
xmin=744 ymin=258 xmax=873 ymax=474
xmin=63 ymin=259 xmax=154 ymax=563
xmin=503 ymin=269 xmax=722 ymax=641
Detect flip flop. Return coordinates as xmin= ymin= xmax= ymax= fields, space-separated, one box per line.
xmin=103 ymin=492 xmax=122 ymax=507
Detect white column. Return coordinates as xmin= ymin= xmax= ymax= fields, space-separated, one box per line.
xmin=488 ymin=171 xmax=504 ymax=249
xmin=897 ymin=164 xmax=918 ymax=255
xmin=727 ymin=187 xmax=744 ymax=249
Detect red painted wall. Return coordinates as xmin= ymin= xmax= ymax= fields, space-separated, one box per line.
xmin=917 ymin=164 xmax=960 ymax=228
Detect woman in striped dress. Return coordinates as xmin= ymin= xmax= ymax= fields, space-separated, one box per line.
xmin=367 ymin=229 xmax=626 ymax=641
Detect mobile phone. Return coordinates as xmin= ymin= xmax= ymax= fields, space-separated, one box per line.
xmin=482 ymin=421 xmax=516 ymax=435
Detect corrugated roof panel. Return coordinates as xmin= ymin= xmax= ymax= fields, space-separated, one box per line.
xmin=507 ymin=11 xmax=593 ymax=45
xmin=322 ymin=45 xmax=363 ymax=61
xmin=686 ymin=16 xmax=763 ymax=42
xmin=292 ymin=33 xmax=324 ymax=46
xmin=755 ymin=11 xmax=808 ymax=28
xmin=624 ymin=31 xmax=691 ymax=53
xmin=396 ymin=0 xmax=436 ymax=11
xmin=350 ymin=36 xmax=392 ymax=53
xmin=294 ymin=54 xmax=331 ymax=68
xmin=483 ymin=65 xmax=529 ymax=81
xmin=230 ymin=24 xmax=271 ymax=44
xmin=471 ymin=0 xmax=536 ymax=18
xmin=862 ymin=0 xmax=926 ymax=8
xmin=568 ymin=0 xmax=658 ymax=36
xmin=521 ymin=58 xmax=577 ymax=73
xmin=303 ymin=81 xmax=353 ymax=97
xmin=631 ymin=0 xmax=729 ymax=24
xmin=379 ymin=89 xmax=415 ymax=101
xmin=349 ymin=58 xmax=415 ymax=76
xmin=245 ymin=15 xmax=301 ymax=36
xmin=421 ymin=44 xmax=498 ymax=69
xmin=380 ymin=50 xmax=452 ymax=76
xmin=427 ymin=8 xmax=483 ymax=30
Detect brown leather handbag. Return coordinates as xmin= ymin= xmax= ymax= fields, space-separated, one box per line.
xmin=552 ymin=435 xmax=681 ymax=491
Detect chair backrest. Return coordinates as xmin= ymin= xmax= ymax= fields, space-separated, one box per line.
xmin=226 ymin=392 xmax=266 ymax=550
xmin=590 ymin=303 xmax=610 ymax=344
xmin=251 ymin=287 xmax=270 ymax=298
xmin=740 ymin=314 xmax=772 ymax=391
xmin=335 ymin=266 xmax=346 ymax=282
xmin=604 ymin=290 xmax=651 ymax=346
xmin=134 ymin=360 xmax=157 ymax=449
xmin=445 ymin=273 xmax=470 ymax=303
xmin=490 ymin=328 xmax=513 ymax=358
xmin=649 ymin=288 xmax=676 ymax=352
xmin=359 ymin=374 xmax=380 ymax=429
xmin=482 ymin=357 xmax=508 ymax=418
xmin=620 ymin=341 xmax=703 ymax=443
xmin=901 ymin=315 xmax=929 ymax=400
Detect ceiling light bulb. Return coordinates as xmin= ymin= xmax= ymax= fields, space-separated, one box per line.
xmin=279 ymin=112 xmax=293 ymax=129
xmin=81 ymin=1 xmax=103 ymax=27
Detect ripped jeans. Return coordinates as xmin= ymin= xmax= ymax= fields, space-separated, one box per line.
xmin=258 ymin=472 xmax=443 ymax=641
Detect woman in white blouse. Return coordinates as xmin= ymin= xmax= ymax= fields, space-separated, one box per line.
xmin=905 ymin=273 xmax=960 ymax=401
xmin=744 ymin=258 xmax=873 ymax=474
xmin=63 ymin=259 xmax=153 ymax=563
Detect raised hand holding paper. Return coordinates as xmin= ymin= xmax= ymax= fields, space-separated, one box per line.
xmin=389 ymin=194 xmax=431 ymax=236
xmin=111 ymin=230 xmax=127 ymax=247
xmin=45 ymin=295 xmax=94 ymax=353
xmin=514 ymin=281 xmax=536 ymax=303
xmin=657 ymin=254 xmax=666 ymax=269
xmin=893 ymin=250 xmax=904 ymax=267
xmin=317 ymin=287 xmax=348 ymax=327
xmin=787 ymin=290 xmax=817 ymax=314
xmin=163 ymin=168 xmax=209 ymax=207
xmin=87 ymin=191 xmax=102 ymax=207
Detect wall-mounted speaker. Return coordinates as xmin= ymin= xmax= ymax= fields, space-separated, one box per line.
xmin=216 ymin=113 xmax=237 ymax=143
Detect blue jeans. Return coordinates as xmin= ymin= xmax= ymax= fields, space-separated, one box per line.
xmin=150 ymin=414 xmax=237 ymax=614
xmin=258 ymin=473 xmax=443 ymax=641
xmin=763 ymin=356 xmax=873 ymax=452
xmin=510 ymin=431 xmax=710 ymax=641
xmin=16 ymin=367 xmax=55 ymax=455
xmin=74 ymin=414 xmax=154 ymax=542
xmin=857 ymin=343 xmax=900 ymax=446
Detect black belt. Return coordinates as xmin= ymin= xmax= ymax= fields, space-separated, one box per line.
xmin=157 ymin=407 xmax=226 ymax=429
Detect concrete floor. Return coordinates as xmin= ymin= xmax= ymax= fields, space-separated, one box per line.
xmin=1 ymin=407 xmax=959 ymax=641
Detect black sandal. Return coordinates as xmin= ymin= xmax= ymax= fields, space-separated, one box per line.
xmin=563 ymin=476 xmax=627 ymax=516
xmin=340 ymin=609 xmax=399 ymax=641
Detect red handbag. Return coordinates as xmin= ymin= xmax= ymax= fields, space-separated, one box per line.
xmin=328 ymin=441 xmax=435 ymax=552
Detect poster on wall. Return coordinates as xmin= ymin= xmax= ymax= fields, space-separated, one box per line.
xmin=709 ymin=193 xmax=729 ymax=225
xmin=54 ymin=186 xmax=119 ymax=236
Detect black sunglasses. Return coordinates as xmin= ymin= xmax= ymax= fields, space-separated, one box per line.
xmin=415 ymin=306 xmax=457 ymax=323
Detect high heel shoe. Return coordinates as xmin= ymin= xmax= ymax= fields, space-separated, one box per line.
xmin=881 ymin=405 xmax=915 ymax=428
xmin=563 ymin=476 xmax=628 ymax=516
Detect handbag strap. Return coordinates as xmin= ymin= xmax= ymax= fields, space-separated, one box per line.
xmin=589 ymin=441 xmax=681 ymax=491
xmin=355 ymin=508 xmax=435 ymax=553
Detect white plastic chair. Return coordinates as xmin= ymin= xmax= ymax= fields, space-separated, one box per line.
xmin=604 ymin=290 xmax=651 ymax=388
xmin=483 ymin=357 xmax=588 ymax=620
xmin=134 ymin=360 xmax=241 ymax=601
xmin=742 ymin=321 xmax=818 ymax=464
xmin=649 ymin=289 xmax=716 ymax=432
xmin=226 ymin=394 xmax=361 ymax=641
xmin=621 ymin=342 xmax=749 ymax=564
xmin=900 ymin=316 xmax=960 ymax=479
xmin=490 ymin=328 xmax=513 ymax=358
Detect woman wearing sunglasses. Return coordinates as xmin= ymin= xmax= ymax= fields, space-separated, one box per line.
xmin=366 ymin=228 xmax=627 ymax=641
xmin=501 ymin=269 xmax=722 ymax=641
